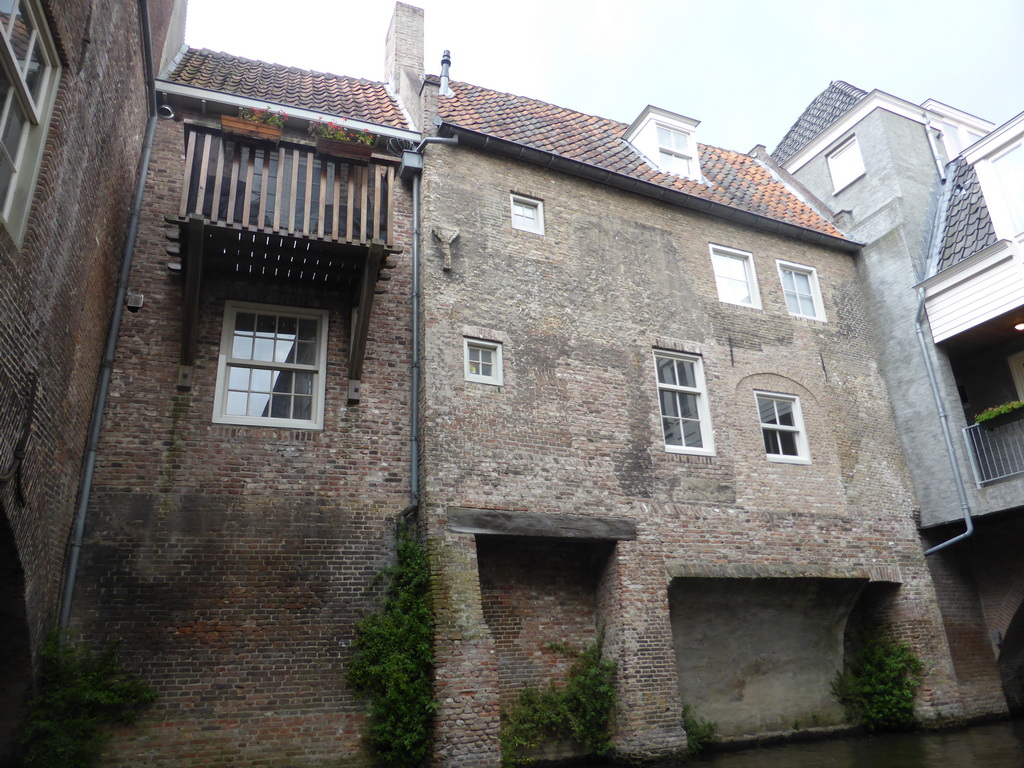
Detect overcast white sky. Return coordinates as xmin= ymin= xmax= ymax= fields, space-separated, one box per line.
xmin=184 ymin=0 xmax=1023 ymax=154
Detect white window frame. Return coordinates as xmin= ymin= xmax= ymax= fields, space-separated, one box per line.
xmin=464 ymin=338 xmax=503 ymax=385
xmin=0 ymin=0 xmax=60 ymax=243
xmin=755 ymin=391 xmax=810 ymax=464
xmin=826 ymin=136 xmax=865 ymax=194
xmin=213 ymin=301 xmax=330 ymax=430
xmin=710 ymin=244 xmax=761 ymax=308
xmin=654 ymin=351 xmax=714 ymax=456
xmin=510 ymin=194 xmax=544 ymax=235
xmin=989 ymin=141 xmax=1024 ymax=238
xmin=656 ymin=123 xmax=695 ymax=178
xmin=776 ymin=260 xmax=826 ymax=321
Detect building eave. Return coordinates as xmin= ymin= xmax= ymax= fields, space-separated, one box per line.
xmin=440 ymin=123 xmax=861 ymax=253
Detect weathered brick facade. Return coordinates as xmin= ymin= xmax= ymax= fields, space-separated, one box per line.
xmin=0 ymin=0 xmax=180 ymax=760
xmin=418 ymin=141 xmax=961 ymax=762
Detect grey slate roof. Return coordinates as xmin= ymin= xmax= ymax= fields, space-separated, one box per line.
xmin=934 ymin=158 xmax=998 ymax=273
xmin=772 ymin=81 xmax=868 ymax=165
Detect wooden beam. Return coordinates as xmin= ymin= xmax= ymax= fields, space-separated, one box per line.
xmin=347 ymin=241 xmax=383 ymax=404
xmin=178 ymin=214 xmax=206 ymax=389
xmin=448 ymin=508 xmax=638 ymax=541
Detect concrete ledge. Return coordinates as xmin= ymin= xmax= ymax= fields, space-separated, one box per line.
xmin=447 ymin=508 xmax=637 ymax=540
xmin=665 ymin=561 xmax=901 ymax=583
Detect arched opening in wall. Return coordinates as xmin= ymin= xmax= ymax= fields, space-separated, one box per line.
xmin=998 ymin=602 xmax=1024 ymax=713
xmin=0 ymin=504 xmax=32 ymax=765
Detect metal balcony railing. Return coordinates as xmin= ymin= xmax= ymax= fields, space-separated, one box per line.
xmin=178 ymin=128 xmax=396 ymax=247
xmin=964 ymin=419 xmax=1024 ymax=485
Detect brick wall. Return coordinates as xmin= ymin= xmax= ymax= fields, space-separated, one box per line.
xmin=70 ymin=112 xmax=416 ymax=766
xmin=420 ymin=143 xmax=961 ymax=762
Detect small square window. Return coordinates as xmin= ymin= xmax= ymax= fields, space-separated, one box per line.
xmin=710 ymin=245 xmax=760 ymax=308
xmin=654 ymin=351 xmax=714 ymax=455
xmin=464 ymin=338 xmax=503 ymax=385
xmin=213 ymin=301 xmax=329 ymax=429
xmin=511 ymin=194 xmax=544 ymax=234
xmin=777 ymin=261 xmax=825 ymax=321
xmin=827 ymin=136 xmax=865 ymax=193
xmin=756 ymin=392 xmax=809 ymax=464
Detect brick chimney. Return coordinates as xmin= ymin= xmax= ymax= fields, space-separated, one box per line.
xmin=385 ymin=3 xmax=425 ymax=132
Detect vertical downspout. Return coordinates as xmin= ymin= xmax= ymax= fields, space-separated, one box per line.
xmin=59 ymin=0 xmax=158 ymax=628
xmin=400 ymin=135 xmax=458 ymax=523
xmin=916 ymin=119 xmax=973 ymax=556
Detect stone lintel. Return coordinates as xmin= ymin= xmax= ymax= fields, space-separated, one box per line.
xmin=665 ymin=561 xmax=901 ymax=583
xmin=448 ymin=508 xmax=637 ymax=541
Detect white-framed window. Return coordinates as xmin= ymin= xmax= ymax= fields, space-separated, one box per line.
xmin=710 ymin=244 xmax=760 ymax=308
xmin=654 ymin=351 xmax=714 ymax=455
xmin=464 ymin=338 xmax=503 ymax=385
xmin=777 ymin=261 xmax=826 ymax=321
xmin=756 ymin=392 xmax=809 ymax=464
xmin=657 ymin=123 xmax=695 ymax=177
xmin=826 ymin=136 xmax=865 ymax=193
xmin=0 ymin=0 xmax=58 ymax=242
xmin=510 ymin=194 xmax=544 ymax=234
xmin=213 ymin=301 xmax=329 ymax=429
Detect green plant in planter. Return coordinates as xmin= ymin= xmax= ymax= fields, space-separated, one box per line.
xmin=308 ymin=119 xmax=375 ymax=145
xmin=975 ymin=400 xmax=1024 ymax=424
xmin=22 ymin=630 xmax=155 ymax=768
xmin=238 ymin=105 xmax=288 ymax=126
xmin=832 ymin=634 xmax=923 ymax=731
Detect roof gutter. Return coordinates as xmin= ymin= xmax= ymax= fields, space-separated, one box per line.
xmin=439 ymin=124 xmax=861 ymax=253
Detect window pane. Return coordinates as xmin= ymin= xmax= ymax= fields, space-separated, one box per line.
xmin=663 ymin=418 xmax=682 ymax=446
xmin=235 ymin=312 xmax=255 ymax=333
xmin=255 ymin=314 xmax=276 ymax=336
xmin=228 ymin=366 xmax=249 ymax=389
xmin=298 ymin=318 xmax=318 ymax=340
xmin=798 ymin=294 xmax=816 ymax=316
xmin=8 ymin=4 xmax=32 ymax=73
xmin=294 ymin=372 xmax=313 ymax=395
xmin=275 ymin=370 xmax=293 ymax=393
xmin=763 ymin=428 xmax=780 ymax=454
xmin=774 ymin=400 xmax=795 ymax=426
xmin=758 ymin=397 xmax=777 ymax=424
xmin=295 ymin=340 xmax=316 ymax=365
xmin=232 ymin=335 xmax=254 ymax=360
xmin=293 ymin=395 xmax=312 ymax=421
xmin=660 ymin=390 xmax=679 ymax=418
xmin=777 ymin=430 xmax=799 ymax=456
xmin=276 ymin=338 xmax=296 ymax=363
xmin=270 ymin=394 xmax=290 ymax=419
xmin=253 ymin=337 xmax=274 ymax=361
xmin=249 ymin=392 xmax=270 ymax=417
xmin=1 ymin=96 xmax=25 ymax=160
xmin=250 ymin=368 xmax=272 ymax=392
xmin=994 ymin=145 xmax=1024 ymax=234
xmin=656 ymin=356 xmax=677 ymax=385
xmin=226 ymin=391 xmax=247 ymax=416
xmin=277 ymin=316 xmax=297 ymax=338
xmin=681 ymin=419 xmax=703 ymax=448
xmin=25 ymin=38 xmax=42 ymax=101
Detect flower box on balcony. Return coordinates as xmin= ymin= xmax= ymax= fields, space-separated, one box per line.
xmin=976 ymin=400 xmax=1024 ymax=430
xmin=315 ymin=136 xmax=374 ymax=160
xmin=221 ymin=115 xmax=282 ymax=142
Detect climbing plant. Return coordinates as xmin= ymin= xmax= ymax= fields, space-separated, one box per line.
xmin=348 ymin=524 xmax=436 ymax=767
xmin=500 ymin=636 xmax=616 ymax=767
xmin=832 ymin=634 xmax=923 ymax=731
xmin=22 ymin=630 xmax=155 ymax=768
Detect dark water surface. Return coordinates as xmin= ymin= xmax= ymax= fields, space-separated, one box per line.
xmin=582 ymin=720 xmax=1024 ymax=767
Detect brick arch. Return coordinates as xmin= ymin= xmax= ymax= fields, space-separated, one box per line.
xmin=998 ymin=597 xmax=1024 ymax=713
xmin=0 ymin=502 xmax=32 ymax=764
xmin=992 ymin=569 xmax=1024 ymax=641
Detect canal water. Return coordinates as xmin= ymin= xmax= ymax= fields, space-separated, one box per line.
xmin=581 ymin=719 xmax=1024 ymax=767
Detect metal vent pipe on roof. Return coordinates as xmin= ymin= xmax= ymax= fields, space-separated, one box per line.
xmin=439 ymin=50 xmax=453 ymax=97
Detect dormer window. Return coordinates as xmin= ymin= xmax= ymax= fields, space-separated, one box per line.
xmin=657 ymin=125 xmax=694 ymax=176
xmin=624 ymin=105 xmax=701 ymax=181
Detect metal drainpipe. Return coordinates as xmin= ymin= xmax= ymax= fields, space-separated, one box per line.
xmin=917 ymin=291 xmax=974 ymax=556
xmin=400 ymin=135 xmax=458 ymax=523
xmin=59 ymin=0 xmax=158 ymax=629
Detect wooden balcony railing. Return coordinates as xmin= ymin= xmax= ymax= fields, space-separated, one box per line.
xmin=178 ymin=127 xmax=397 ymax=247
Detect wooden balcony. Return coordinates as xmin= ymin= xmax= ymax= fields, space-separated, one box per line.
xmin=170 ymin=126 xmax=403 ymax=403
xmin=178 ymin=126 xmax=397 ymax=247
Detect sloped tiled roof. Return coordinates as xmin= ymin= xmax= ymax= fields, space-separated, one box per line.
xmin=934 ymin=159 xmax=998 ymax=273
xmin=772 ymin=81 xmax=868 ymax=165
xmin=439 ymin=81 xmax=843 ymax=239
xmin=166 ymin=48 xmax=410 ymax=130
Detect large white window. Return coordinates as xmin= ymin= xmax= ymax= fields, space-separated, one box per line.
xmin=213 ymin=302 xmax=329 ymax=429
xmin=0 ymin=0 xmax=58 ymax=241
xmin=464 ymin=338 xmax=503 ymax=385
xmin=710 ymin=245 xmax=760 ymax=308
xmin=777 ymin=261 xmax=825 ymax=321
xmin=657 ymin=124 xmax=695 ymax=177
xmin=510 ymin=194 xmax=544 ymax=234
xmin=992 ymin=143 xmax=1024 ymax=236
xmin=826 ymin=136 xmax=865 ymax=193
xmin=756 ymin=392 xmax=809 ymax=463
xmin=654 ymin=352 xmax=714 ymax=455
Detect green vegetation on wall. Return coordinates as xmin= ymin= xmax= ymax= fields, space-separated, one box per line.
xmin=681 ymin=703 xmax=718 ymax=755
xmin=22 ymin=630 xmax=155 ymax=768
xmin=500 ymin=637 xmax=616 ymax=767
xmin=832 ymin=634 xmax=923 ymax=731
xmin=348 ymin=524 xmax=436 ymax=767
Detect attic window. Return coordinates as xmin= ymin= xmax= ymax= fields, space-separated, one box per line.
xmin=623 ymin=106 xmax=701 ymax=181
xmin=827 ymin=136 xmax=865 ymax=193
xmin=657 ymin=125 xmax=694 ymax=176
